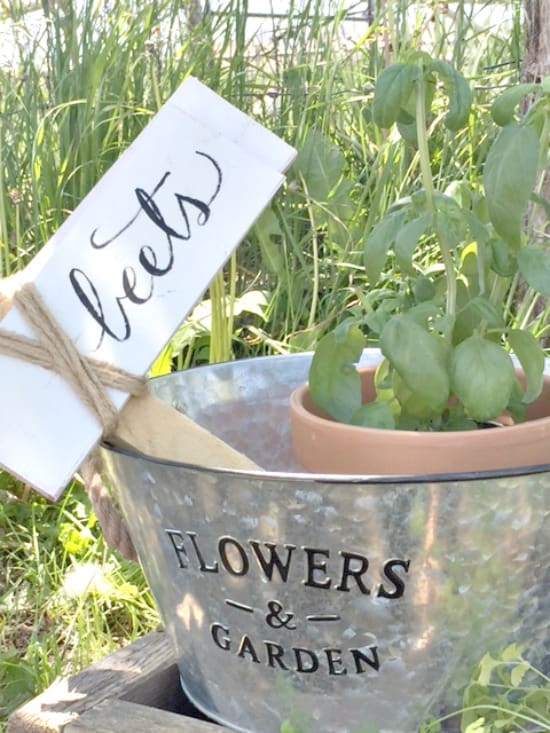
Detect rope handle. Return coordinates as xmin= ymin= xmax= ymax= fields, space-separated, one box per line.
xmin=80 ymin=452 xmax=137 ymax=561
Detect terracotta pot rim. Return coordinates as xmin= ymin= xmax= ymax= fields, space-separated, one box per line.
xmin=289 ymin=365 xmax=550 ymax=475
xmin=291 ymin=366 xmax=550 ymax=442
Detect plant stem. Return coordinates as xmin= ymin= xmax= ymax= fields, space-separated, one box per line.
xmin=415 ymin=72 xmax=457 ymax=317
xmin=415 ymin=77 xmax=435 ymax=212
xmin=300 ymin=173 xmax=320 ymax=330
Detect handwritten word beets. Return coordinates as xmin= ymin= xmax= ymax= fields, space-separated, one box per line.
xmin=165 ymin=529 xmax=411 ymax=599
xmin=70 ymin=152 xmax=222 ymax=346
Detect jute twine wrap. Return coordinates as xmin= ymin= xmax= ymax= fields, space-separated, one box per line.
xmin=0 ymin=280 xmax=141 ymax=560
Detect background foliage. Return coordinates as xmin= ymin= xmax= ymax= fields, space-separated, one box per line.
xmin=0 ymin=0 xmax=547 ymax=730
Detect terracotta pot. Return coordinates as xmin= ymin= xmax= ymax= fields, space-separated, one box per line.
xmin=289 ymin=365 xmax=550 ymax=475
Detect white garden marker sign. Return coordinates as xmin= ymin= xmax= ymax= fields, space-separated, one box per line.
xmin=0 ymin=77 xmax=296 ymax=500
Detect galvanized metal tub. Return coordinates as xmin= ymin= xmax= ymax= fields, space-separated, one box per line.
xmin=101 ymin=350 xmax=550 ymax=733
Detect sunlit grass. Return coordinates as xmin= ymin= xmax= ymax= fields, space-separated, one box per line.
xmin=0 ymin=477 xmax=159 ymax=723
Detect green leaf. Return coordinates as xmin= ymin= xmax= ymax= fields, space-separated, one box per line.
xmin=381 ymin=315 xmax=450 ymax=412
xmin=461 ymin=646 xmax=550 ymax=733
xmin=465 ymin=210 xmax=490 ymax=245
xmin=308 ymin=322 xmax=364 ymax=423
xmin=350 ymin=400 xmax=395 ymax=429
xmin=445 ymin=180 xmax=474 ymax=209
xmin=489 ymin=237 xmax=517 ymax=277
xmin=254 ymin=207 xmax=284 ymax=275
xmin=461 ymin=295 xmax=504 ymax=329
xmin=507 ymin=378 xmax=528 ymax=423
xmin=508 ymin=329 xmax=545 ymax=403
xmin=442 ymin=415 xmax=478 ymax=431
xmin=392 ymin=371 xmax=444 ymax=421
xmin=294 ymin=128 xmax=345 ymax=201
xmin=429 ymin=60 xmax=472 ymax=130
xmin=0 ymin=656 xmax=37 ymax=711
xmin=394 ymin=213 xmax=432 ymax=275
xmin=450 ymin=335 xmax=515 ymax=421
xmin=406 ymin=301 xmax=442 ymax=328
xmin=483 ymin=123 xmax=540 ymax=249
xmin=463 ymin=719 xmax=489 ymax=733
xmin=413 ymin=276 xmax=436 ymax=303
xmin=491 ymin=83 xmax=541 ymax=126
xmin=510 ymin=661 xmax=530 ymax=687
xmin=517 ymin=245 xmax=550 ymax=295
xmin=232 ymin=290 xmax=269 ymax=320
xmin=363 ymin=210 xmax=406 ymax=284
xmin=372 ymin=63 xmax=418 ymax=129
xmin=434 ymin=206 xmax=468 ymax=250
xmin=396 ymin=119 xmax=417 ymax=146
xmin=477 ymin=652 xmax=500 ymax=686
xmin=501 ymin=642 xmax=523 ymax=662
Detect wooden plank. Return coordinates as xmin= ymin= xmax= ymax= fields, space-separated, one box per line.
xmin=7 ymin=630 xmax=175 ymax=733
xmin=65 ymin=700 xmax=225 ymax=733
xmin=7 ymin=628 xmax=235 ymax=733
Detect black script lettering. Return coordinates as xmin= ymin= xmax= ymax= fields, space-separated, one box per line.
xmin=350 ymin=646 xmax=380 ymax=673
xmin=165 ymin=529 xmax=189 ymax=569
xmin=121 ymin=266 xmax=154 ymax=304
xmin=335 ymin=551 xmax=371 ymax=594
xmin=249 ymin=541 xmax=296 ymax=582
xmin=219 ymin=536 xmax=250 ymax=576
xmin=211 ymin=623 xmax=231 ymax=651
xmin=138 ymin=243 xmax=173 ymax=277
xmin=303 ymin=547 xmax=331 ymax=589
xmin=136 ymin=183 xmax=187 ymax=240
xmin=237 ymin=635 xmax=261 ymax=663
xmin=294 ymin=648 xmax=319 ymax=673
xmin=173 ymin=194 xmax=209 ymax=237
xmin=378 ymin=559 xmax=410 ymax=599
xmin=265 ymin=641 xmax=289 ymax=670
xmin=69 ymin=268 xmax=131 ymax=343
xmin=89 ymin=172 xmax=173 ymax=249
xmin=190 ymin=152 xmax=223 ymax=215
xmin=134 ymin=187 xmax=177 ymax=276
xmin=74 ymin=153 xmax=223 ymax=347
xmin=187 ymin=531 xmax=219 ymax=573
xmin=324 ymin=648 xmax=347 ymax=676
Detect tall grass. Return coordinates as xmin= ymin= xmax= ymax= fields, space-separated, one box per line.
xmin=1 ymin=0 xmax=545 ymax=729
xmin=0 ymin=0 xmax=526 ymax=347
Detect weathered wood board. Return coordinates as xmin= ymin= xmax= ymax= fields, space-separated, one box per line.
xmin=66 ymin=701 xmax=222 ymax=733
xmin=7 ymin=629 xmax=231 ymax=733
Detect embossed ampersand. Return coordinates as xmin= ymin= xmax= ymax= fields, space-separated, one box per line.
xmin=265 ymin=600 xmax=296 ymax=630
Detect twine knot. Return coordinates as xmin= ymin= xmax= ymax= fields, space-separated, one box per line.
xmin=0 ymin=281 xmax=147 ymax=437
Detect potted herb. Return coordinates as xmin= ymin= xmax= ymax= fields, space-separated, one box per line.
xmin=290 ymin=55 xmax=550 ymax=475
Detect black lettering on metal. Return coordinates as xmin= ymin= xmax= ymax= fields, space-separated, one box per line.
xmin=335 ymin=551 xmax=371 ymax=594
xmin=218 ymin=536 xmax=250 ymax=576
xmin=378 ymin=559 xmax=410 ymax=599
xmin=302 ymin=547 xmax=331 ymax=589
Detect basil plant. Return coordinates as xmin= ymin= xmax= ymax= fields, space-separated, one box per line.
xmin=310 ymin=54 xmax=550 ymax=432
